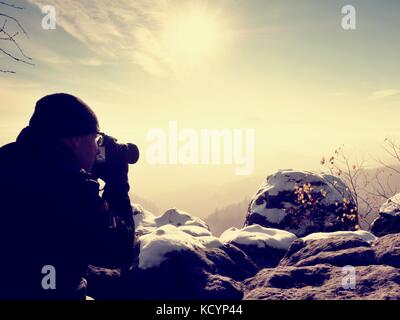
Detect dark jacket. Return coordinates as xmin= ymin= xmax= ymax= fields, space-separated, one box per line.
xmin=0 ymin=127 xmax=134 ymax=300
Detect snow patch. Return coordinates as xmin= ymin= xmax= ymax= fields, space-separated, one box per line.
xmin=178 ymin=225 xmax=212 ymax=237
xmin=302 ymin=230 xmax=377 ymax=243
xmin=138 ymin=224 xmax=205 ymax=269
xmin=220 ymin=224 xmax=297 ymax=250
xmin=154 ymin=208 xmax=209 ymax=229
xmin=196 ymin=236 xmax=224 ymax=249
xmin=380 ymin=194 xmax=400 ymax=216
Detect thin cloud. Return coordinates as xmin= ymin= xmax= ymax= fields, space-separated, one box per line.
xmin=369 ymin=89 xmax=400 ymax=100
xmin=27 ymin=0 xmax=230 ymax=77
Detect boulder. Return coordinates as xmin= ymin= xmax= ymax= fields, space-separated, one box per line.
xmin=373 ymin=233 xmax=400 ymax=268
xmin=244 ymin=264 xmax=400 ymax=300
xmin=246 ymin=170 xmax=358 ymax=237
xmin=85 ymin=266 xmax=122 ymax=300
xmin=371 ymin=193 xmax=400 ymax=237
xmin=220 ymin=224 xmax=297 ymax=269
xmin=125 ymin=224 xmax=250 ymax=299
xmin=280 ymin=231 xmax=377 ymax=268
xmin=243 ymin=232 xmax=400 ymax=300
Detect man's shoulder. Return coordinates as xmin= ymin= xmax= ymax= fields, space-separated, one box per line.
xmin=0 ymin=142 xmax=18 ymax=159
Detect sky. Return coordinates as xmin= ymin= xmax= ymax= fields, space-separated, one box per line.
xmin=1 ymin=0 xmax=400 ymax=202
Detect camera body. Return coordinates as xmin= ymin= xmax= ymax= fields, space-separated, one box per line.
xmin=95 ymin=133 xmax=139 ymax=165
xmin=91 ymin=132 xmax=139 ymax=182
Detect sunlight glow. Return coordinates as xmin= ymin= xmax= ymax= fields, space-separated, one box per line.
xmin=160 ymin=3 xmax=227 ymax=72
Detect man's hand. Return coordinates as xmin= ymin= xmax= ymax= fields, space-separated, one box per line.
xmin=91 ymin=134 xmax=134 ymax=227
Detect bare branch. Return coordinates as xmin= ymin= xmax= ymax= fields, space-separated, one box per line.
xmin=0 ymin=47 xmax=33 ymax=65
xmin=0 ymin=5 xmax=33 ymax=73
xmin=0 ymin=25 xmax=32 ymax=61
xmin=0 ymin=13 xmax=28 ymax=37
xmin=0 ymin=1 xmax=24 ymax=10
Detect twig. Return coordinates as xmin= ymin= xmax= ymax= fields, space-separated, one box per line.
xmin=0 ymin=69 xmax=16 ymax=73
xmin=0 ymin=1 xmax=24 ymax=10
xmin=0 ymin=13 xmax=28 ymax=37
xmin=0 ymin=47 xmax=33 ymax=65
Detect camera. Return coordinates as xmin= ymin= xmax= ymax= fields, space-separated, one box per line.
xmin=95 ymin=132 xmax=140 ymax=165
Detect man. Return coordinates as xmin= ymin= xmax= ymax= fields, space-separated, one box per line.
xmin=0 ymin=93 xmax=135 ymax=299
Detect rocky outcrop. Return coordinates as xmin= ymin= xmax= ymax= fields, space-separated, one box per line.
xmin=246 ymin=170 xmax=358 ymax=237
xmin=371 ymin=193 xmax=400 ymax=237
xmin=86 ymin=203 xmax=399 ymax=300
xmin=244 ymin=264 xmax=400 ymax=300
xmin=244 ymin=232 xmax=400 ymax=300
xmin=220 ymin=224 xmax=297 ymax=269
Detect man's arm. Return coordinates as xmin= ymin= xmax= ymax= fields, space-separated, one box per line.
xmin=78 ymin=172 xmax=135 ymax=269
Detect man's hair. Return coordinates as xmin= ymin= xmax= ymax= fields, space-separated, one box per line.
xmin=29 ymin=93 xmax=99 ymax=138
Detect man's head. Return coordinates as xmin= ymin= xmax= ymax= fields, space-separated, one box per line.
xmin=30 ymin=93 xmax=100 ymax=171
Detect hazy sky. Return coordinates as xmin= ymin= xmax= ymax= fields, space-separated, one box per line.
xmin=1 ymin=0 xmax=400 ymax=200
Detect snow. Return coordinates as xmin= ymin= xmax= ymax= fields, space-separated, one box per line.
xmin=249 ymin=201 xmax=287 ymax=224
xmin=249 ymin=169 xmax=354 ymax=223
xmin=134 ymin=208 xmax=221 ymax=269
xmin=178 ymin=225 xmax=212 ymax=237
xmin=196 ymin=236 xmax=224 ymax=249
xmin=220 ymin=224 xmax=297 ymax=250
xmin=138 ymin=224 xmax=206 ymax=269
xmin=302 ymin=230 xmax=377 ymax=243
xmin=133 ymin=205 xmax=210 ymax=236
xmin=380 ymin=193 xmax=400 ymax=216
xmin=154 ymin=208 xmax=209 ymax=229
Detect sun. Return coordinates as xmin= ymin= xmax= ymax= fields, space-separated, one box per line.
xmin=160 ymin=3 xmax=227 ymax=72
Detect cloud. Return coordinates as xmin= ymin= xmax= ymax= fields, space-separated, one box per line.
xmin=27 ymin=0 xmax=230 ymax=77
xmin=369 ymin=89 xmax=400 ymax=100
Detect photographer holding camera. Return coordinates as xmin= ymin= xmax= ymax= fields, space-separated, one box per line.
xmin=0 ymin=93 xmax=138 ymax=300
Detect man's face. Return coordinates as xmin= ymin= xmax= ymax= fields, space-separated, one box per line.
xmin=73 ymin=133 xmax=100 ymax=171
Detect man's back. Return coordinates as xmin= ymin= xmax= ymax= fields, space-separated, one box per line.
xmin=0 ymin=129 xmax=133 ymax=299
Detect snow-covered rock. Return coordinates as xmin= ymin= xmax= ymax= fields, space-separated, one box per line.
xmin=220 ymin=225 xmax=297 ymax=250
xmin=244 ymin=233 xmax=400 ymax=300
xmin=132 ymin=203 xmax=159 ymax=236
xmin=127 ymin=247 xmax=244 ymax=300
xmin=370 ymin=193 xmax=400 ymax=236
xmin=280 ymin=236 xmax=377 ymax=268
xmin=244 ymin=264 xmax=400 ymax=300
xmin=138 ymin=224 xmax=206 ymax=270
xmin=155 ymin=208 xmax=210 ymax=229
xmin=120 ymin=211 xmax=259 ymax=299
xmin=133 ymin=205 xmax=210 ymax=237
xmin=178 ymin=225 xmax=212 ymax=237
xmin=220 ymin=225 xmax=297 ymax=268
xmin=246 ymin=170 xmax=359 ymax=237
xmin=302 ymin=230 xmax=377 ymax=243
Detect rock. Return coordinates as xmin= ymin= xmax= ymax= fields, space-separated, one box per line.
xmin=371 ymin=193 xmax=400 ymax=236
xmin=127 ymin=247 xmax=243 ymax=300
xmin=125 ymin=223 xmax=251 ymax=299
xmin=280 ymin=235 xmax=377 ymax=268
xmin=133 ymin=205 xmax=210 ymax=236
xmin=220 ymin=224 xmax=297 ymax=269
xmin=205 ymin=243 xmax=258 ymax=281
xmin=373 ymin=233 xmax=400 ymax=268
xmin=243 ymin=232 xmax=400 ymax=299
xmin=85 ymin=266 xmax=122 ymax=300
xmin=244 ymin=264 xmax=400 ymax=300
xmin=246 ymin=170 xmax=358 ymax=237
